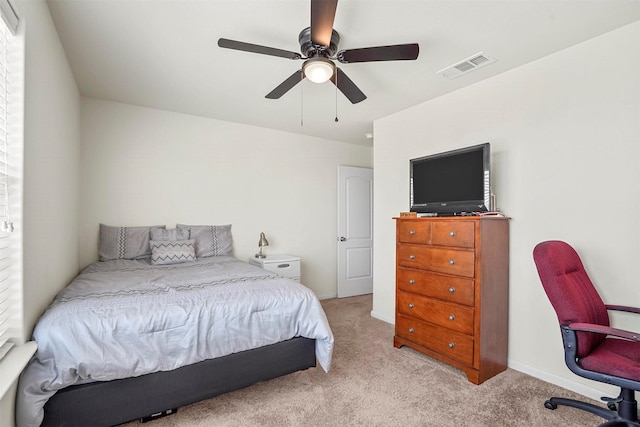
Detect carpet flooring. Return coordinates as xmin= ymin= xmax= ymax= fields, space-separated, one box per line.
xmin=124 ymin=294 xmax=605 ymax=426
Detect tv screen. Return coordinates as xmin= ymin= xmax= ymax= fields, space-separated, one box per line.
xmin=410 ymin=143 xmax=490 ymax=215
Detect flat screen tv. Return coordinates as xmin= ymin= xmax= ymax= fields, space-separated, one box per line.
xmin=410 ymin=143 xmax=490 ymax=215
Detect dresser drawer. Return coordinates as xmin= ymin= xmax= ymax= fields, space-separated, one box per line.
xmin=397 ymin=220 xmax=431 ymax=244
xmin=397 ymin=244 xmax=475 ymax=278
xmin=397 ymin=267 xmax=474 ymax=306
xmin=397 ymin=291 xmax=474 ymax=335
xmin=396 ymin=314 xmax=473 ymax=366
xmin=431 ymin=221 xmax=475 ymax=248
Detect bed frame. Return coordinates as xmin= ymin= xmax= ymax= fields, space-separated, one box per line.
xmin=42 ymin=337 xmax=316 ymax=427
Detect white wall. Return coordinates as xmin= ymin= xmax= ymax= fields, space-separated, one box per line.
xmin=373 ymin=21 xmax=639 ymax=400
xmin=22 ymin=0 xmax=80 ymax=352
xmin=1 ymin=0 xmax=81 ymax=425
xmin=79 ymin=98 xmax=372 ymax=299
xmin=22 ymin=0 xmax=81 ymax=336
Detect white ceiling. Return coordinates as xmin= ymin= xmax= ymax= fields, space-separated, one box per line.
xmin=46 ymin=0 xmax=640 ymax=146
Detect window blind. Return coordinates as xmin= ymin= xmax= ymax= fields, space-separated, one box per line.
xmin=0 ymin=1 xmax=21 ymax=362
xmin=0 ymin=0 xmax=17 ymax=35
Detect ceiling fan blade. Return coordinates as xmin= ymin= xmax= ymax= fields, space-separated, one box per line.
xmin=331 ymin=68 xmax=366 ymax=104
xmin=218 ymin=38 xmax=302 ymax=60
xmin=310 ymin=0 xmax=338 ymax=46
xmin=337 ymin=43 xmax=419 ymax=63
xmin=265 ymin=70 xmax=304 ymax=99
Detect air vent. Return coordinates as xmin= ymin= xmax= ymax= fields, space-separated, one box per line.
xmin=436 ymin=52 xmax=497 ymax=79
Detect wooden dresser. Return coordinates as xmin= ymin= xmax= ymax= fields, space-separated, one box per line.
xmin=393 ymin=216 xmax=509 ymax=384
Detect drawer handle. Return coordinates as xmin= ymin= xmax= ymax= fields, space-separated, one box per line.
xmin=448 ymin=342 xmax=455 ymax=349
xmin=409 ymin=279 xmax=415 ymax=285
xmin=449 ymin=287 xmax=455 ymax=293
xmin=408 ymin=303 xmax=414 ymax=309
xmin=409 ymin=229 xmax=416 ymax=235
xmin=277 ymin=264 xmax=290 ymax=268
xmin=449 ymin=231 xmax=456 ymax=237
xmin=448 ymin=314 xmax=455 ymax=321
xmin=449 ymin=259 xmax=455 ymax=265
xmin=408 ymin=327 xmax=415 ymax=333
xmin=409 ymin=254 xmax=415 ymax=260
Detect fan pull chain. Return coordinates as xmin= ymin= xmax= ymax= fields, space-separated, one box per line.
xmin=300 ymin=70 xmax=304 ymax=127
xmin=334 ymin=70 xmax=339 ymax=122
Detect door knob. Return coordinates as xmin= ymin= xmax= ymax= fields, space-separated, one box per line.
xmin=338 ymin=236 xmax=347 ymax=242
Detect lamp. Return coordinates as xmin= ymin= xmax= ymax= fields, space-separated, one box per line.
xmin=255 ymin=232 xmax=269 ymax=258
xmin=302 ymin=57 xmax=335 ymax=83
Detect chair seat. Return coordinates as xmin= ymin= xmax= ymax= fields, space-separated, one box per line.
xmin=580 ymin=338 xmax=640 ymax=382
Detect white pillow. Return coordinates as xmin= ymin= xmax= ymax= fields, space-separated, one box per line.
xmin=176 ymin=224 xmax=233 ymax=258
xmin=150 ymin=239 xmax=196 ymax=265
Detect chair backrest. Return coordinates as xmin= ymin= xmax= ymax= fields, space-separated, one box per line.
xmin=533 ymin=240 xmax=609 ymax=358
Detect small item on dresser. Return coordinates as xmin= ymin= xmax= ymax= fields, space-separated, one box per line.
xmin=475 ymin=211 xmax=507 ymax=217
xmin=399 ymin=211 xmax=417 ymax=217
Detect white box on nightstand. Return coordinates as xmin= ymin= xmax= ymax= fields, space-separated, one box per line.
xmin=249 ymin=254 xmax=301 ymax=282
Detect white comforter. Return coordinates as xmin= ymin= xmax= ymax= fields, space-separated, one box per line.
xmin=16 ymin=256 xmax=334 ymax=427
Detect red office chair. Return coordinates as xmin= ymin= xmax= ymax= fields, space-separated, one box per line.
xmin=533 ymin=240 xmax=640 ymax=426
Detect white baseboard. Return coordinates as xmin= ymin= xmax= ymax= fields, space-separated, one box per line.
xmin=370 ymin=310 xmax=395 ymax=324
xmin=508 ymin=359 xmax=618 ymax=402
xmin=366 ymin=305 xmax=616 ymax=404
xmin=317 ymin=293 xmax=337 ymax=300
xmin=359 ymin=325 xmax=615 ymax=401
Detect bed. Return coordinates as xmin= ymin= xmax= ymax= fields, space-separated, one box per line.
xmin=16 ymin=224 xmax=334 ymax=427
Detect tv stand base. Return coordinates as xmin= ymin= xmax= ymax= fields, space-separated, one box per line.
xmin=416 ymin=212 xmax=476 ymax=217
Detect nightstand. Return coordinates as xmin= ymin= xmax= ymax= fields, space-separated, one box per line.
xmin=249 ymin=254 xmax=301 ymax=282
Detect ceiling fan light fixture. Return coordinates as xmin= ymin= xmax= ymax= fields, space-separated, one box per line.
xmin=303 ymin=57 xmax=335 ymax=83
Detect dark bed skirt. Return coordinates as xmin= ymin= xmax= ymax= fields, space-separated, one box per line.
xmin=42 ymin=337 xmax=317 ymax=427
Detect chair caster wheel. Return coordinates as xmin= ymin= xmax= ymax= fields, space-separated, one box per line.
xmin=544 ymin=400 xmax=557 ymax=410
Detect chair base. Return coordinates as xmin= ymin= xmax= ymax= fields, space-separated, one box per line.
xmin=544 ymin=388 xmax=639 ymax=427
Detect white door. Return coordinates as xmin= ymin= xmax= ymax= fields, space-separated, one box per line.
xmin=337 ymin=165 xmax=373 ymax=298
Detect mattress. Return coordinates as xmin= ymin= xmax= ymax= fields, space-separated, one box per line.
xmin=17 ymin=256 xmax=334 ymax=427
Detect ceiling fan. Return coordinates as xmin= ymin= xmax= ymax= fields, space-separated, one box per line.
xmin=218 ymin=0 xmax=419 ymax=104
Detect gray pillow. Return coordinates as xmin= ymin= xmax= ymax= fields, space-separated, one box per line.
xmin=150 ymin=227 xmax=190 ymax=241
xmin=176 ymin=224 xmax=233 ymax=258
xmin=150 ymin=239 xmax=196 ymax=265
xmin=99 ymin=224 xmax=166 ymax=261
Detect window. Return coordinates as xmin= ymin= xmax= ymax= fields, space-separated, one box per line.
xmin=0 ymin=0 xmax=21 ymax=362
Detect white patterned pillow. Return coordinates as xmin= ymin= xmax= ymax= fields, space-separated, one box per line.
xmin=99 ymin=224 xmax=166 ymax=261
xmin=176 ymin=224 xmax=233 ymax=258
xmin=150 ymin=227 xmax=189 ymax=241
xmin=150 ymin=239 xmax=196 ymax=265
